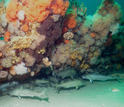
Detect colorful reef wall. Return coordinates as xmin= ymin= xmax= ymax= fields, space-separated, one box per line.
xmin=0 ymin=0 xmax=123 ymax=82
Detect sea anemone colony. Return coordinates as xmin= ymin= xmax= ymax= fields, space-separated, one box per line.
xmin=0 ymin=0 xmax=123 ymax=82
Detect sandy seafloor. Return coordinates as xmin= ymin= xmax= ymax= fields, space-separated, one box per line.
xmin=0 ymin=80 xmax=124 ymax=107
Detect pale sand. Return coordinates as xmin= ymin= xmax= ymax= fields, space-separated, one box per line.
xmin=0 ymin=80 xmax=124 ymax=107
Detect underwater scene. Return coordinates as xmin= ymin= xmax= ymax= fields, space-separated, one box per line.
xmin=0 ymin=0 xmax=124 ymax=107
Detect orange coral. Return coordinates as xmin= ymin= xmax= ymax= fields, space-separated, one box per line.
xmin=9 ymin=66 xmax=16 ymax=75
xmin=62 ymin=27 xmax=68 ymax=33
xmin=22 ymin=24 xmax=29 ymax=32
xmin=0 ymin=52 xmax=2 ymax=57
xmin=4 ymin=31 xmax=11 ymax=42
xmin=64 ymin=40 xmax=70 ymax=44
xmin=51 ymin=0 xmax=69 ymax=15
xmin=23 ymin=0 xmax=52 ymax=22
xmin=90 ymin=33 xmax=96 ymax=38
xmin=63 ymin=16 xmax=77 ymax=29
xmin=6 ymin=0 xmax=23 ymax=22
xmin=6 ymin=0 xmax=69 ymax=23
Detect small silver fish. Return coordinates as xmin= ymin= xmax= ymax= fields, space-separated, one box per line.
xmin=10 ymin=88 xmax=48 ymax=101
xmin=82 ymin=73 xmax=118 ymax=83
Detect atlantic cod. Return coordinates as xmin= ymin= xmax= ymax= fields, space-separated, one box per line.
xmin=10 ymin=88 xmax=48 ymax=101
xmin=82 ymin=73 xmax=120 ymax=83
xmin=56 ymin=79 xmax=85 ymax=91
xmin=0 ymin=81 xmax=18 ymax=91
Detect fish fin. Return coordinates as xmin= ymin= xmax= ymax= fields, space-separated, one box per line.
xmin=76 ymin=85 xmax=79 ymax=90
xmin=18 ymin=96 xmax=21 ymax=99
xmin=117 ymin=79 xmax=121 ymax=82
xmin=39 ymin=88 xmax=49 ymax=100
xmin=62 ymin=76 xmax=65 ymax=79
xmin=41 ymin=88 xmax=47 ymax=95
xmin=55 ymin=84 xmax=60 ymax=93
xmin=55 ymin=84 xmax=58 ymax=90
xmin=71 ymin=75 xmax=73 ymax=79
xmin=90 ymin=79 xmax=93 ymax=83
xmin=19 ymin=86 xmax=23 ymax=89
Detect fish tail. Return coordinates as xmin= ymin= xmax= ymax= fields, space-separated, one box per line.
xmin=40 ymin=88 xmax=49 ymax=98
xmin=40 ymin=88 xmax=47 ymax=96
xmin=38 ymin=88 xmax=49 ymax=101
xmin=55 ymin=84 xmax=58 ymax=90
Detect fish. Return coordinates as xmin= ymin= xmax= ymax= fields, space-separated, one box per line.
xmin=35 ymin=79 xmax=50 ymax=84
xmin=0 ymin=81 xmax=18 ymax=91
xmin=48 ymin=76 xmax=61 ymax=84
xmin=10 ymin=88 xmax=48 ymax=101
xmin=55 ymin=69 xmax=77 ymax=79
xmin=32 ymin=79 xmax=51 ymax=87
xmin=110 ymin=73 xmax=124 ymax=79
xmin=56 ymin=79 xmax=85 ymax=91
xmin=82 ymin=73 xmax=119 ymax=83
